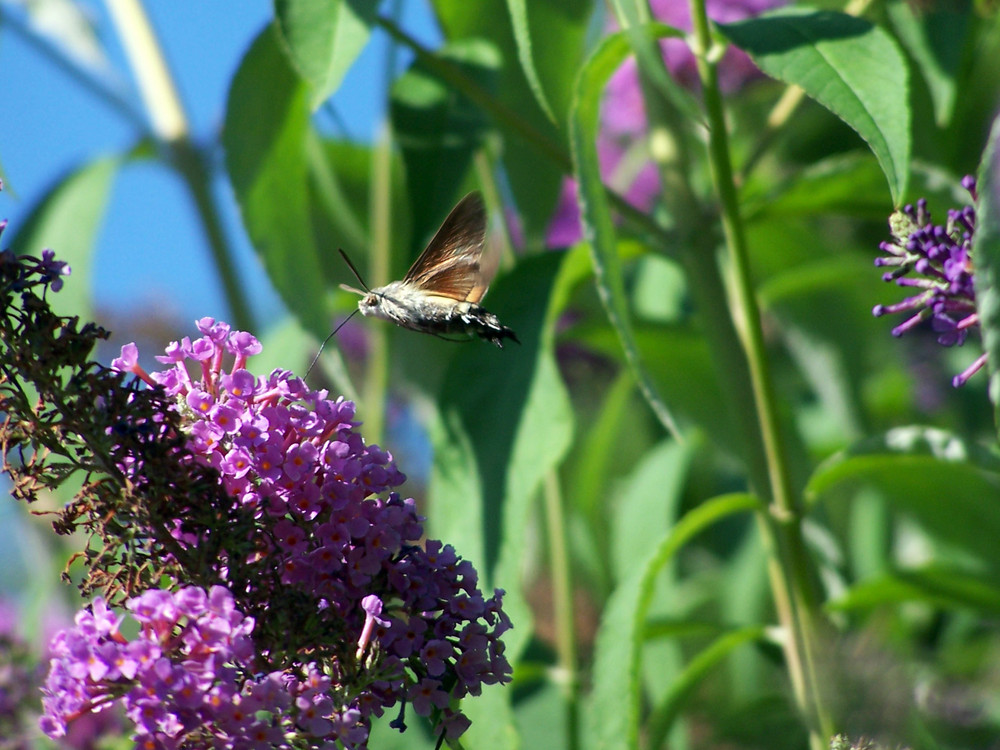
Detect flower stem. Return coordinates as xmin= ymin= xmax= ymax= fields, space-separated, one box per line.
xmin=688 ymin=0 xmax=832 ymax=746
xmin=543 ymin=470 xmax=580 ymax=750
xmin=104 ymin=0 xmax=254 ymax=331
xmin=363 ymin=124 xmax=393 ymax=446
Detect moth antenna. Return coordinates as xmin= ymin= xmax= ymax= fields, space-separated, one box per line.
xmin=339 ymin=249 xmax=371 ymax=292
xmin=304 ymin=308 xmax=361 ymax=379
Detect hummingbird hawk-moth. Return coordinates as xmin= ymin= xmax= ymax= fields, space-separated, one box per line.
xmin=341 ymin=192 xmax=518 ymax=347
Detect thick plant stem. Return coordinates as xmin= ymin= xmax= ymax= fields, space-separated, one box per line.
xmin=104 ymin=0 xmax=254 ymax=332
xmin=687 ymin=0 xmax=832 ymax=747
xmin=544 ymin=471 xmax=580 ymax=750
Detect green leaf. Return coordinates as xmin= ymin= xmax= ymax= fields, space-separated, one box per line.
xmin=434 ymin=0 xmax=591 ymax=239
xmin=390 ymin=39 xmax=499 ymax=249
xmin=308 ymin=137 xmax=413 ymax=287
xmin=746 ymin=153 xmax=892 ymax=220
xmin=611 ymin=441 xmax=694 ymax=584
xmin=807 ymin=427 xmax=1000 ymax=570
xmin=586 ymin=493 xmax=759 ymax=750
xmin=829 ymin=565 xmax=1000 ymax=615
xmin=646 ymin=625 xmax=770 ymax=747
xmin=886 ymin=1 xmax=967 ymax=128
xmin=505 ymin=0 xmax=556 ymax=122
xmin=224 ymin=27 xmax=330 ymax=340
xmin=569 ymin=29 xmax=684 ymax=440
xmin=10 ymin=156 xmax=120 ymax=319
xmin=580 ymin=323 xmax=733 ymax=454
xmin=273 ymin=0 xmax=377 ymax=109
xmin=719 ymin=7 xmax=910 ymax=206
xmin=974 ymin=114 xmax=1000 ymax=432
xmin=427 ymin=253 xmax=575 ymax=750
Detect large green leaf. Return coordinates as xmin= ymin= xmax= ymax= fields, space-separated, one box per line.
xmin=273 ymin=0 xmax=377 ymax=109
xmin=225 ymin=28 xmax=394 ymax=341
xmin=504 ymin=0 xmax=556 ymax=122
xmin=611 ymin=440 xmax=693 ymax=584
xmin=428 ymin=252 xmax=575 ymax=750
xmin=569 ymin=28 xmax=685 ymax=439
xmin=975 ymin=114 xmax=1000 ymax=432
xmin=579 ymin=323 xmax=728 ymax=451
xmin=10 ymin=156 xmax=120 ymax=319
xmin=433 ymin=0 xmax=592 ymax=239
xmin=886 ymin=1 xmax=967 ymax=128
xmin=719 ymin=7 xmax=910 ymax=206
xmin=389 ymin=39 xmax=498 ymax=249
xmin=586 ymin=493 xmax=759 ymax=750
xmin=807 ymin=427 xmax=1000 ymax=570
xmin=224 ymin=27 xmax=328 ymax=338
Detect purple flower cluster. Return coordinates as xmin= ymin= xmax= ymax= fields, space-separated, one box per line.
xmin=0 ymin=218 xmax=73 ymax=293
xmin=37 ymin=319 xmax=513 ymax=747
xmin=40 ymin=587 xmax=287 ymax=748
xmin=873 ymin=177 xmax=985 ymax=387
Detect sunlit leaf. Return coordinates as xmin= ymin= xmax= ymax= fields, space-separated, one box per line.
xmin=10 ymin=156 xmax=120 ymax=318
xmin=587 ymin=493 xmax=759 ymax=750
xmin=807 ymin=426 xmax=1000 ymax=569
xmin=273 ymin=0 xmax=377 ymax=109
xmin=720 ymin=7 xmax=910 ymax=205
xmin=504 ymin=0 xmax=556 ymax=122
xmin=428 ymin=253 xmax=575 ymax=750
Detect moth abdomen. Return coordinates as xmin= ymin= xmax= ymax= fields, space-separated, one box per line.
xmin=454 ymin=305 xmax=519 ymax=348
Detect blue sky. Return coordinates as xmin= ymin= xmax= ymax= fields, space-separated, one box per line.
xmin=1 ymin=1 xmax=437 ymax=329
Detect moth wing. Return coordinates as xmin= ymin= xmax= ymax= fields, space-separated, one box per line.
xmin=403 ymin=192 xmax=493 ymax=303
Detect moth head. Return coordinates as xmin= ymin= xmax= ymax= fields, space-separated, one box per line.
xmin=359 ymin=292 xmax=381 ymax=316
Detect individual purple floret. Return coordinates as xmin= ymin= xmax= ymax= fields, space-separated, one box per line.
xmin=873 ymin=176 xmax=986 ymax=387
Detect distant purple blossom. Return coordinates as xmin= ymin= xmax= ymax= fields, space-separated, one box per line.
xmin=873 ymin=177 xmax=984 ymax=387
xmin=41 ymin=319 xmax=513 ymax=747
xmin=547 ymin=0 xmax=784 ymax=247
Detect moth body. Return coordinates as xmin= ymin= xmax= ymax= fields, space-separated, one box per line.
xmin=345 ymin=192 xmax=519 ymax=348
xmin=360 ymin=281 xmax=518 ymax=348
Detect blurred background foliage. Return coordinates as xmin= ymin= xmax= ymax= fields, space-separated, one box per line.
xmin=3 ymin=0 xmax=1000 ymax=748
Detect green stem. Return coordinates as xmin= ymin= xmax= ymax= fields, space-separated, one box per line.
xmin=607 ymin=2 xmax=771 ymax=491
xmin=544 ymin=470 xmax=580 ymax=750
xmin=104 ymin=0 xmax=254 ymax=331
xmin=362 ymin=125 xmax=393 ymax=446
xmin=687 ymin=1 xmax=831 ymax=747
